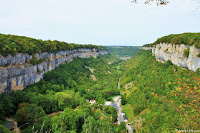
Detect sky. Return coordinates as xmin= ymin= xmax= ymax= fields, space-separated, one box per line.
xmin=0 ymin=0 xmax=199 ymax=46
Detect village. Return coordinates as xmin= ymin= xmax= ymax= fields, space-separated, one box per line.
xmin=87 ymin=95 xmax=136 ymax=133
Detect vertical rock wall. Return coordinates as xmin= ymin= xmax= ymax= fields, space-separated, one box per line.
xmin=151 ymin=43 xmax=200 ymax=72
xmin=0 ymin=49 xmax=108 ymax=93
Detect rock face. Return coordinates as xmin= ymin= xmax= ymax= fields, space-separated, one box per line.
xmin=151 ymin=43 xmax=200 ymax=72
xmin=0 ymin=48 xmax=108 ymax=93
xmin=142 ymin=47 xmax=153 ymax=50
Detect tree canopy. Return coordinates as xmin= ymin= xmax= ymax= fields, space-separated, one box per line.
xmin=120 ymin=50 xmax=200 ymax=132
xmin=0 ymin=33 xmax=107 ymax=56
xmin=0 ymin=54 xmax=124 ymax=132
xmin=143 ymin=33 xmax=200 ymax=48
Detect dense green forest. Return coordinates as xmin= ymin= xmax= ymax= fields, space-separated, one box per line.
xmin=143 ymin=33 xmax=200 ymax=48
xmin=0 ymin=33 xmax=107 ymax=56
xmin=1 ymin=42 xmax=199 ymax=132
xmin=0 ymin=54 xmax=126 ymax=133
xmin=120 ymin=50 xmax=200 ymax=132
xmin=108 ymin=46 xmax=141 ymax=58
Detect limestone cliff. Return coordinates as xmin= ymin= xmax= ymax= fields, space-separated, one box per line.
xmin=151 ymin=43 xmax=200 ymax=72
xmin=142 ymin=47 xmax=153 ymax=50
xmin=0 ymin=48 xmax=108 ymax=93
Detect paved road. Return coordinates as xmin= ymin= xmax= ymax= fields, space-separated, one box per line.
xmin=126 ymin=124 xmax=133 ymax=133
xmin=113 ymin=96 xmax=134 ymax=133
xmin=114 ymin=96 xmax=124 ymax=125
xmin=117 ymin=99 xmax=123 ymax=124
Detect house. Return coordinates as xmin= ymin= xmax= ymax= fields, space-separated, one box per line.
xmin=90 ymin=99 xmax=96 ymax=104
xmin=123 ymin=115 xmax=128 ymax=122
xmin=86 ymin=99 xmax=89 ymax=102
xmin=104 ymin=101 xmax=112 ymax=106
xmin=4 ymin=121 xmax=14 ymax=131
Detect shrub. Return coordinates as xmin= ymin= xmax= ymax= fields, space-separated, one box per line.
xmin=30 ymin=55 xmax=38 ymax=65
xmin=184 ymin=48 xmax=190 ymax=58
xmin=164 ymin=60 xmax=173 ymax=68
xmin=37 ymin=68 xmax=41 ymax=74
xmin=30 ymin=56 xmax=45 ymax=65
xmin=38 ymin=58 xmax=45 ymax=64
xmin=196 ymin=68 xmax=200 ymax=74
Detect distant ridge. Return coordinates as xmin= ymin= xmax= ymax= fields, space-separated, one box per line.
xmin=107 ymin=45 xmax=142 ymax=47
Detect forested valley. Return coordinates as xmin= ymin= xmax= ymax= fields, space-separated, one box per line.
xmin=0 ymin=53 xmax=127 ymax=133
xmin=0 ymin=45 xmax=199 ymax=133
xmin=0 ymin=0 xmax=199 ymax=131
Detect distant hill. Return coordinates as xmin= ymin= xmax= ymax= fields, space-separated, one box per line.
xmin=108 ymin=46 xmax=141 ymax=59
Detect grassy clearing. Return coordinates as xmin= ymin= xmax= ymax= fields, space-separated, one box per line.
xmin=55 ymin=90 xmax=74 ymax=98
xmin=123 ymin=104 xmax=135 ymax=124
xmin=115 ymin=65 xmax=122 ymax=74
xmin=121 ymin=87 xmax=137 ymax=98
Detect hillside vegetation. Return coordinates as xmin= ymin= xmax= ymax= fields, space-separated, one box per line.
xmin=143 ymin=33 xmax=200 ymax=48
xmin=0 ymin=33 xmax=107 ymax=56
xmin=120 ymin=50 xmax=200 ymax=132
xmin=0 ymin=54 xmax=126 ymax=133
xmin=1 ymin=35 xmax=199 ymax=132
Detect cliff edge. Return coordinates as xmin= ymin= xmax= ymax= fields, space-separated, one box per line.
xmin=0 ymin=49 xmax=108 ymax=93
xmin=151 ymin=43 xmax=200 ymax=72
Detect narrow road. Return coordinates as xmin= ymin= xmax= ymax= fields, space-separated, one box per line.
xmin=114 ymin=96 xmax=134 ymax=133
xmin=118 ymin=78 xmax=120 ymax=89
xmin=48 ymin=111 xmax=63 ymax=117
xmin=5 ymin=117 xmax=21 ymax=133
xmin=113 ymin=96 xmax=124 ymax=124
xmin=117 ymin=98 xmax=123 ymax=124
xmin=126 ymin=124 xmax=133 ymax=133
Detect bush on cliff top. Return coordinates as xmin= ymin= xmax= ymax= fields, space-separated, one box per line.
xmin=0 ymin=33 xmax=108 ymax=56
xmin=143 ymin=43 xmax=155 ymax=47
xmin=143 ymin=33 xmax=200 ymax=48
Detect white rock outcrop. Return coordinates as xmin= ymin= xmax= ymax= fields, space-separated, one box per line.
xmin=151 ymin=43 xmax=200 ymax=72
xmin=142 ymin=47 xmax=153 ymax=50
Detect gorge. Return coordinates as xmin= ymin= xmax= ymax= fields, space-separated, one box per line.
xmin=0 ymin=33 xmax=200 ymax=133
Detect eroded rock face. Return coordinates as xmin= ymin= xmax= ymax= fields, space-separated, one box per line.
xmin=142 ymin=47 xmax=153 ymax=50
xmin=151 ymin=43 xmax=200 ymax=72
xmin=0 ymin=48 xmax=108 ymax=93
